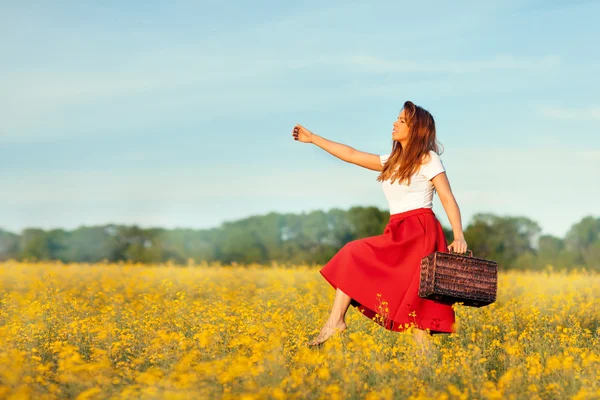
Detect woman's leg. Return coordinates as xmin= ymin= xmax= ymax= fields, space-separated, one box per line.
xmin=308 ymin=287 xmax=351 ymax=346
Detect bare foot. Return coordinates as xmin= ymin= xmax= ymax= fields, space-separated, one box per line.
xmin=308 ymin=320 xmax=347 ymax=346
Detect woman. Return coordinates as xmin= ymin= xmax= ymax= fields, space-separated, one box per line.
xmin=292 ymin=100 xmax=468 ymax=347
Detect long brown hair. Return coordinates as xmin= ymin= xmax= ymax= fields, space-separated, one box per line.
xmin=376 ymin=101 xmax=443 ymax=185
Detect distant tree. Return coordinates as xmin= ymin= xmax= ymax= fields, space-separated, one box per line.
xmin=121 ymin=226 xmax=166 ymax=264
xmin=564 ymin=216 xmax=600 ymax=270
xmin=216 ymin=219 xmax=268 ymax=264
xmin=325 ymin=208 xmax=355 ymax=248
xmin=0 ymin=229 xmax=20 ymax=261
xmin=346 ymin=206 xmax=388 ymax=238
xmin=46 ymin=229 xmax=70 ymax=262
xmin=157 ymin=228 xmax=218 ymax=264
xmin=1 ymin=208 xmax=597 ymax=270
xmin=57 ymin=226 xmax=115 ymax=263
xmin=19 ymin=228 xmax=52 ymax=262
xmin=464 ymin=213 xmax=541 ymax=270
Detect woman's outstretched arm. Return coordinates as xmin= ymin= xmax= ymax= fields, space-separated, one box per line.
xmin=431 ymin=172 xmax=468 ymax=253
xmin=292 ymin=124 xmax=382 ymax=171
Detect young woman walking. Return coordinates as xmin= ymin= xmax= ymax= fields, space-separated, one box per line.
xmin=292 ymin=100 xmax=468 ymax=347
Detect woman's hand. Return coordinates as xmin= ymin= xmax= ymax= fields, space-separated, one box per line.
xmin=292 ymin=124 xmax=314 ymax=143
xmin=448 ymin=238 xmax=468 ymax=254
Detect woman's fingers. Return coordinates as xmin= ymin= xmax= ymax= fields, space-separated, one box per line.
xmin=292 ymin=124 xmax=309 ymax=142
xmin=448 ymin=241 xmax=468 ymax=254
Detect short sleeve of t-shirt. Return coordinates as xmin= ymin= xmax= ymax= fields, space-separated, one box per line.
xmin=380 ymin=154 xmax=391 ymax=166
xmin=420 ymin=151 xmax=445 ymax=180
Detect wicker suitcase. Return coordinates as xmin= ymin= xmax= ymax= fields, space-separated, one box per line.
xmin=418 ymin=250 xmax=498 ymax=307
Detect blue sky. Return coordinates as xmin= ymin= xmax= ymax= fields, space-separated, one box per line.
xmin=1 ymin=0 xmax=599 ymax=238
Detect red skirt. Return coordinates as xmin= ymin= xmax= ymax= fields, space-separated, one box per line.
xmin=319 ymin=207 xmax=456 ymax=334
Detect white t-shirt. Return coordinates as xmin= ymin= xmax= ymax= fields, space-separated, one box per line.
xmin=379 ymin=150 xmax=445 ymax=214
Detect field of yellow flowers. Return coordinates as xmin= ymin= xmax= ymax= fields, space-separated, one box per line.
xmin=0 ymin=260 xmax=598 ymax=400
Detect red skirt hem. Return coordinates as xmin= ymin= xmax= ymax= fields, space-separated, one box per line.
xmin=319 ymin=207 xmax=457 ymax=335
xmin=319 ymin=270 xmax=456 ymax=334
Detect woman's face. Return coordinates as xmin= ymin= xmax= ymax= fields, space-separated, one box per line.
xmin=392 ymin=109 xmax=409 ymax=143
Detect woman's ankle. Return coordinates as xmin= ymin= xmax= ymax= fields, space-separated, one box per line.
xmin=326 ymin=315 xmax=346 ymax=326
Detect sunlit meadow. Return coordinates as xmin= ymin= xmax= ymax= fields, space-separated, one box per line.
xmin=0 ymin=260 xmax=598 ymax=400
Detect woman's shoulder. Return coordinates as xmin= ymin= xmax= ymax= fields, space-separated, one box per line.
xmin=421 ymin=150 xmax=441 ymax=164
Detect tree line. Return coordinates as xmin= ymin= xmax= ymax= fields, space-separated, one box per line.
xmin=0 ymin=207 xmax=598 ymax=271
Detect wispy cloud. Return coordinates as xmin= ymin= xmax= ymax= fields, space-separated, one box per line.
xmin=3 ymin=50 xmax=563 ymax=115
xmin=0 ymin=47 xmax=317 ymax=141
xmin=2 ymin=51 xmax=288 ymax=109
xmin=344 ymin=53 xmax=562 ymax=74
xmin=536 ymin=105 xmax=600 ymax=121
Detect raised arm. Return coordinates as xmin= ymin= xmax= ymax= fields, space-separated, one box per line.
xmin=292 ymin=124 xmax=382 ymax=171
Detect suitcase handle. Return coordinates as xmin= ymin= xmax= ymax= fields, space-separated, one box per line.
xmin=449 ymin=249 xmax=473 ymax=257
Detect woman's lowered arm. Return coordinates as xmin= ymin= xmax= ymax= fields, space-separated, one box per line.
xmin=431 ymin=172 xmax=468 ymax=253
